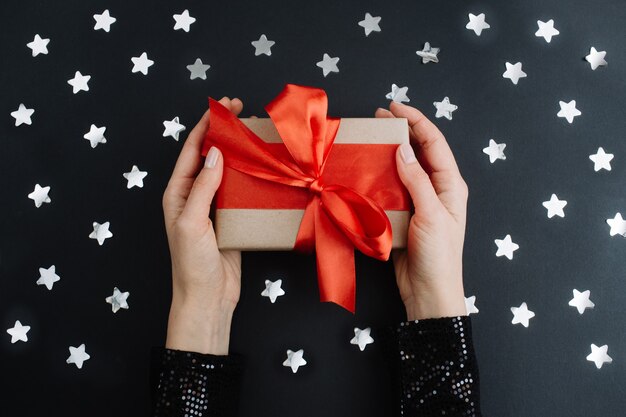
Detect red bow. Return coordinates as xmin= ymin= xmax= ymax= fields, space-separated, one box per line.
xmin=202 ymin=84 xmax=393 ymax=313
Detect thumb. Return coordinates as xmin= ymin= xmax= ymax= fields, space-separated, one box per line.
xmin=396 ymin=142 xmax=441 ymax=216
xmin=181 ymin=146 xmax=223 ymax=224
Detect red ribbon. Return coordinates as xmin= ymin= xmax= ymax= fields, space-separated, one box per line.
xmin=202 ymin=84 xmax=397 ymax=313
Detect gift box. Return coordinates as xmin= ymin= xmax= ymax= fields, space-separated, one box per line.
xmin=201 ymin=84 xmax=412 ymax=313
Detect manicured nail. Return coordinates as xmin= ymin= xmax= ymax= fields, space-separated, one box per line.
xmin=399 ymin=142 xmax=417 ymax=164
xmin=206 ymin=146 xmax=219 ymax=168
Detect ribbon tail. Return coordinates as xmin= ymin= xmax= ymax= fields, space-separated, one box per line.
xmin=314 ymin=203 xmax=356 ymax=314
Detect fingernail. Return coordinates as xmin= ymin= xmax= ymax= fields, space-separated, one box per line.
xmin=206 ymin=146 xmax=219 ymax=168
xmin=399 ymin=142 xmax=417 ymax=164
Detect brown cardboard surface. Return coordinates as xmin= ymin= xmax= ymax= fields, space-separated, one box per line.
xmin=214 ymin=117 xmax=411 ymax=250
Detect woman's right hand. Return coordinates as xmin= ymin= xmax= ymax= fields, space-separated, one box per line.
xmin=376 ymin=102 xmax=469 ymax=320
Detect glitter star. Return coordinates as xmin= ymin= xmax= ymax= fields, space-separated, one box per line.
xmin=350 ymin=327 xmax=374 ymax=351
xmin=93 ymin=9 xmax=116 ymax=32
xmin=433 ymin=97 xmax=458 ymax=120
xmin=502 ymin=62 xmax=527 ymax=85
xmin=385 ymin=84 xmax=410 ymax=103
xmin=186 ymin=58 xmax=210 ymax=80
xmin=586 ymin=344 xmax=612 ymax=369
xmin=28 ymin=184 xmax=51 ymax=208
xmin=495 ymin=234 xmax=519 ymax=260
xmin=27 ymin=34 xmax=50 ymax=57
xmin=466 ymin=13 xmax=490 ymax=36
xmin=416 ymin=42 xmax=439 ymax=64
xmin=535 ymin=19 xmax=559 ymax=43
xmin=316 ymin=53 xmax=339 ymax=77
xmin=67 ymin=71 xmax=91 ymax=94
xmin=131 ymin=52 xmax=154 ymax=75
xmin=251 ymin=34 xmax=275 ymax=56
xmin=37 ymin=265 xmax=60 ymax=290
xmin=606 ymin=213 xmax=626 ymax=237
xmin=465 ymin=295 xmax=479 ymax=315
xmin=358 ymin=13 xmax=381 ymax=36
xmin=83 ymin=124 xmax=107 ymax=148
xmin=589 ymin=147 xmax=614 ymax=172
xmin=568 ymin=289 xmax=594 ymax=315
xmin=511 ymin=302 xmax=535 ymax=327
xmin=7 ymin=321 xmax=30 ymax=343
xmin=89 ymin=221 xmax=113 ymax=245
xmin=557 ymin=100 xmax=581 ymax=124
xmin=123 ymin=165 xmax=148 ymax=189
xmin=105 ymin=287 xmax=130 ymax=313
xmin=163 ymin=117 xmax=186 ymax=141
xmin=482 ymin=139 xmax=506 ymax=163
xmin=542 ymin=194 xmax=567 ymax=218
xmin=585 ymin=47 xmax=607 ymax=70
xmin=173 ymin=9 xmax=196 ymax=32
xmin=11 ymin=103 xmax=34 ymax=126
xmin=261 ymin=279 xmax=285 ymax=303
xmin=283 ymin=349 xmax=307 ymax=373
xmin=66 ymin=344 xmax=90 ymax=369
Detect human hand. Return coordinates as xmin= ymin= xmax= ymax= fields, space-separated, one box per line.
xmin=162 ymin=97 xmax=243 ymax=355
xmin=375 ymin=102 xmax=468 ymax=320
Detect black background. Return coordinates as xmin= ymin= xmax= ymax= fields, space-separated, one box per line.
xmin=1 ymin=0 xmax=625 ymax=416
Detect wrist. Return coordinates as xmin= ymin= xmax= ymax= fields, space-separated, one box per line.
xmin=403 ymin=283 xmax=467 ymax=321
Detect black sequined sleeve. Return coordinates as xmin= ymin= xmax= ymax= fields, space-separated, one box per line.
xmin=382 ymin=316 xmax=481 ymax=416
xmin=150 ymin=347 xmax=243 ymax=417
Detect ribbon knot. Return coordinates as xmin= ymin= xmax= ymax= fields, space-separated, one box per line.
xmin=202 ymin=84 xmax=394 ymax=313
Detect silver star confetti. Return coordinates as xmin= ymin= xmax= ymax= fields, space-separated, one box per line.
xmin=7 ymin=320 xmax=30 ymax=343
xmin=105 ymin=287 xmax=130 ymax=313
xmin=261 ymin=279 xmax=285 ymax=303
xmin=589 ymin=147 xmax=613 ymax=172
xmin=283 ymin=349 xmax=307 ymax=373
xmin=316 ymin=53 xmax=339 ymax=77
xmin=83 ymin=124 xmax=107 ymax=148
xmin=89 ymin=221 xmax=113 ymax=245
xmin=511 ymin=302 xmax=535 ymax=327
xmin=482 ymin=139 xmax=506 ymax=163
xmin=416 ymin=42 xmax=439 ymax=64
xmin=67 ymin=71 xmax=91 ymax=94
xmin=358 ymin=13 xmax=381 ymax=36
xmin=542 ymin=194 xmax=567 ymax=218
xmin=568 ymin=289 xmax=594 ymax=315
xmin=123 ymin=165 xmax=147 ymax=189
xmin=27 ymin=34 xmax=49 ymax=57
xmin=535 ymin=19 xmax=559 ymax=43
xmin=28 ymin=184 xmax=51 ymax=207
xmin=433 ymin=97 xmax=457 ymax=120
xmin=350 ymin=327 xmax=374 ymax=351
xmin=11 ymin=103 xmax=34 ymax=126
xmin=93 ymin=9 xmax=116 ymax=32
xmin=385 ymin=84 xmax=410 ymax=103
xmin=37 ymin=265 xmax=60 ymax=290
xmin=606 ymin=213 xmax=626 ymax=237
xmin=495 ymin=234 xmax=519 ymax=260
xmin=465 ymin=295 xmax=479 ymax=315
xmin=557 ymin=100 xmax=581 ymax=124
xmin=466 ymin=13 xmax=490 ymax=36
xmin=585 ymin=47 xmax=607 ymax=70
xmin=502 ymin=62 xmax=527 ymax=85
xmin=186 ymin=58 xmax=210 ymax=80
xmin=66 ymin=344 xmax=90 ymax=369
xmin=173 ymin=9 xmax=196 ymax=32
xmin=586 ymin=344 xmax=612 ymax=369
xmin=163 ymin=117 xmax=186 ymax=141
xmin=131 ymin=52 xmax=154 ymax=75
xmin=251 ymin=34 xmax=275 ymax=56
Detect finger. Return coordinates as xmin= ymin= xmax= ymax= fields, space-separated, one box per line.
xmin=388 ymin=101 xmax=461 ymax=176
xmin=395 ymin=142 xmax=442 ymax=217
xmin=230 ymin=98 xmax=244 ymax=116
xmin=250 ymin=115 xmax=258 ymax=119
xmin=180 ymin=146 xmax=223 ymax=224
xmin=375 ymin=107 xmax=394 ymax=118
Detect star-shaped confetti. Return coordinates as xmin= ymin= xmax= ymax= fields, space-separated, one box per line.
xmin=385 ymin=84 xmax=410 ymax=103
xmin=589 ymin=147 xmax=613 ymax=172
xmin=131 ymin=52 xmax=154 ymax=75
xmin=316 ymin=53 xmax=339 ymax=77
xmin=123 ymin=165 xmax=147 ymax=189
xmin=261 ymin=279 xmax=285 ymax=303
xmin=11 ymin=103 xmax=34 ymax=126
xmin=542 ymin=194 xmax=567 ymax=218
xmin=350 ymin=327 xmax=374 ymax=351
xmin=568 ymin=289 xmax=594 ymax=315
xmin=283 ymin=349 xmax=307 ymax=373
xmin=586 ymin=344 xmax=612 ymax=369
xmin=585 ymin=47 xmax=607 ymax=70
xmin=482 ymin=139 xmax=506 ymax=163
xmin=83 ymin=124 xmax=107 ymax=148
xmin=466 ymin=13 xmax=490 ymax=36
xmin=502 ymin=62 xmax=527 ymax=85
xmin=37 ymin=265 xmax=60 ymax=290
xmin=7 ymin=320 xmax=30 ymax=343
xmin=173 ymin=9 xmax=196 ymax=32
xmin=67 ymin=71 xmax=91 ymax=94
xmin=93 ymin=9 xmax=116 ymax=32
xmin=535 ymin=19 xmax=559 ymax=43
xmin=606 ymin=213 xmax=626 ymax=237
xmin=495 ymin=234 xmax=519 ymax=260
xmin=28 ymin=184 xmax=51 ymax=207
xmin=27 ymin=34 xmax=49 ymax=57
xmin=186 ymin=58 xmax=210 ymax=80
xmin=251 ymin=34 xmax=275 ymax=56
xmin=465 ymin=295 xmax=479 ymax=315
xmin=105 ymin=287 xmax=130 ymax=313
xmin=557 ymin=100 xmax=581 ymax=124
xmin=433 ymin=97 xmax=457 ymax=120
xmin=511 ymin=302 xmax=535 ymax=327
xmin=416 ymin=42 xmax=439 ymax=64
xmin=163 ymin=117 xmax=186 ymax=141
xmin=89 ymin=221 xmax=113 ymax=245
xmin=358 ymin=13 xmax=381 ymax=36
xmin=67 ymin=344 xmax=90 ymax=369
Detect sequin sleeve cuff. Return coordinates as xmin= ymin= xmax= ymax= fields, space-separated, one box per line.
xmin=150 ymin=347 xmax=243 ymax=417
